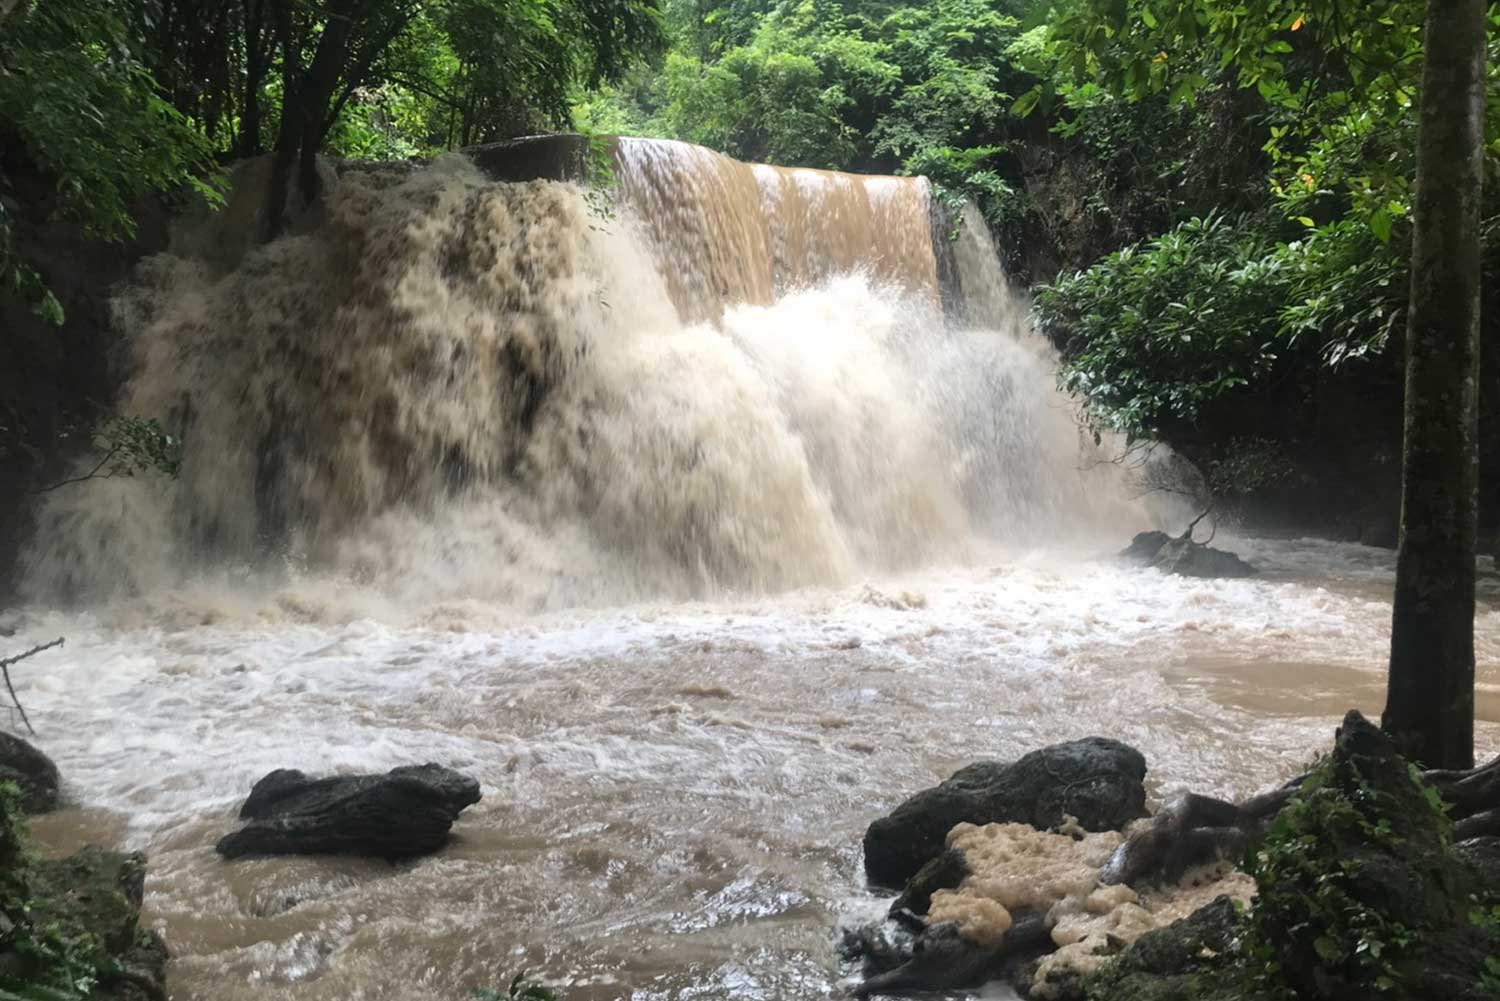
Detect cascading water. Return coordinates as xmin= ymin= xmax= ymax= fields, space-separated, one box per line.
xmin=20 ymin=139 xmax=1144 ymax=612
xmin=13 ymin=137 xmax=1494 ymax=1001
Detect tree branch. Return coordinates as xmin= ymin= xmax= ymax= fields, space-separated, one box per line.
xmin=29 ymin=446 xmax=122 ymax=494
xmin=0 ymin=637 xmax=63 ymax=736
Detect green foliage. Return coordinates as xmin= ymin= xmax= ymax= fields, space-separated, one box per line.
xmin=0 ymin=0 xmax=220 ymax=322
xmin=1244 ymin=750 xmax=1454 ymax=997
xmin=94 ymin=417 xmax=182 ymax=479
xmin=0 ymin=785 xmax=111 ymax=1001
xmin=1035 ymin=212 xmax=1402 ymax=438
xmin=579 ymin=0 xmax=1033 ymax=221
xmin=1032 ymin=0 xmax=1500 ymax=239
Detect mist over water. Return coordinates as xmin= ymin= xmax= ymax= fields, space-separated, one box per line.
xmin=12 ymin=138 xmax=1492 ymax=1001
xmin=21 ymin=143 xmax=1144 ymax=614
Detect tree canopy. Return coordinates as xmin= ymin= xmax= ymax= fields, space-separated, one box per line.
xmin=0 ymin=0 xmax=664 ymax=310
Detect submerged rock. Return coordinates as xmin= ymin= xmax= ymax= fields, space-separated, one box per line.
xmin=853 ymin=916 xmax=1053 ymax=998
xmin=1148 ymin=536 xmax=1256 ymax=578
xmin=216 ymin=763 xmax=481 ymax=860
xmin=890 ymin=847 xmax=970 ymax=919
xmin=1118 ymin=531 xmax=1255 ymax=578
xmin=0 ymin=731 xmax=60 ymax=813
xmin=1118 ymin=531 xmax=1171 ymax=565
xmin=863 ymin=738 xmax=1147 ymax=887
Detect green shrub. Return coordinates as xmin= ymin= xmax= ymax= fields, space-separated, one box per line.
xmin=0 ymin=784 xmax=113 ymax=1000
xmin=1035 ymin=213 xmax=1403 ymax=439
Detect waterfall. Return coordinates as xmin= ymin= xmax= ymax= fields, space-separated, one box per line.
xmin=20 ymin=138 xmax=1146 ymax=609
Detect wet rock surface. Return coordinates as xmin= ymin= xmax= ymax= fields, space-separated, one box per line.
xmin=863 ymin=738 xmax=1147 ymax=887
xmin=0 ymin=731 xmax=60 ymax=813
xmin=217 ymin=763 xmax=482 ymax=860
xmin=1118 ymin=531 xmax=1257 ymax=579
xmin=1047 ymin=896 xmax=1254 ymax=1001
xmin=848 ymin=713 xmax=1500 ymax=1001
xmin=0 ymin=842 xmax=170 ymax=1001
xmin=1117 ymin=531 xmax=1172 ymax=565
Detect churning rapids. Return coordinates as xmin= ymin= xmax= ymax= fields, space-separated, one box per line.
xmin=5 ymin=137 xmax=1499 ymax=1000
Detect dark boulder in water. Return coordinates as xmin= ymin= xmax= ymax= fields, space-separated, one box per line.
xmin=216 ymin=763 xmax=481 ymax=860
xmin=862 ymin=737 xmax=1147 ymax=887
xmin=1149 ymin=536 xmax=1256 ymax=578
xmin=0 ymin=730 xmax=60 ymax=813
xmin=1118 ymin=530 xmax=1172 ymax=565
xmin=1119 ymin=530 xmax=1256 ymax=578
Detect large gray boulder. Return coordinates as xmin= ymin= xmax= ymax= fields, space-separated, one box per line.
xmin=216 ymin=763 xmax=481 ymax=861
xmin=862 ymin=737 xmax=1148 ymax=887
xmin=0 ymin=731 xmax=60 ymax=813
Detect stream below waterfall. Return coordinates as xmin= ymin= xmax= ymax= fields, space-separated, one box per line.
xmin=11 ymin=537 xmax=1500 ymax=1001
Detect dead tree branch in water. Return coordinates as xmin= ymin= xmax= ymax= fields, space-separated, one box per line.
xmin=0 ymin=637 xmax=63 ymax=736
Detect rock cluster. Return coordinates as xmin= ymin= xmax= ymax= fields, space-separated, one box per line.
xmin=847 ymin=713 xmax=1500 ymax=1000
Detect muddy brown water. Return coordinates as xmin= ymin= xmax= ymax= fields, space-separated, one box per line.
xmin=14 ymin=536 xmax=1499 ymax=1001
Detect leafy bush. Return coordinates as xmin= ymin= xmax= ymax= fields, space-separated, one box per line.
xmin=1243 ymin=755 xmax=1448 ymax=994
xmin=0 ymin=0 xmax=220 ymax=323
xmin=1035 ymin=213 xmax=1403 ymax=439
xmin=0 ymin=784 xmax=113 ymax=999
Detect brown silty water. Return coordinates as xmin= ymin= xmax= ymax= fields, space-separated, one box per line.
xmin=10 ymin=137 xmax=1500 ymax=1000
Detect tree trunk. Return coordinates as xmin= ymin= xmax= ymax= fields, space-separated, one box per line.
xmin=238 ymin=0 xmax=269 ymax=157
xmin=264 ymin=0 xmax=356 ymax=240
xmin=1383 ymin=0 xmax=1487 ymax=769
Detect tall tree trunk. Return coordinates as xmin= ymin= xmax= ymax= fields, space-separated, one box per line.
xmin=264 ymin=0 xmax=356 ymax=240
xmin=1383 ymin=0 xmax=1487 ymax=769
xmin=239 ymin=0 xmax=269 ymax=157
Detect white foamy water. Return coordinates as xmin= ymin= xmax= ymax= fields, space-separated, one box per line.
xmin=9 ymin=539 xmax=1500 ymax=1001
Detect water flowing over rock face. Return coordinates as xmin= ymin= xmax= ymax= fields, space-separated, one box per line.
xmin=216 ymin=764 xmax=481 ymax=860
xmin=20 ymin=137 xmax=1147 ymax=608
xmin=863 ymin=737 xmax=1148 ymax=887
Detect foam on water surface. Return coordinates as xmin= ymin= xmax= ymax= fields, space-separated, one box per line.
xmin=10 ymin=538 xmax=1500 ymax=1000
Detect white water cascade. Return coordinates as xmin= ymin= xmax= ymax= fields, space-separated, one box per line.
xmin=21 ymin=139 xmax=1145 ymax=614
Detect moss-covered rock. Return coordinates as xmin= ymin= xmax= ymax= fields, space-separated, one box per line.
xmin=1081 ymin=711 xmax=1500 ymax=1001
xmin=0 ymin=732 xmax=61 ymax=813
xmin=0 ymin=784 xmax=169 ymax=1000
xmin=1075 ymin=897 xmax=1268 ymax=1001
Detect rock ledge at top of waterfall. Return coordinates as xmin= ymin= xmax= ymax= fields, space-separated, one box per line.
xmin=216 ymin=763 xmax=481 ymax=861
